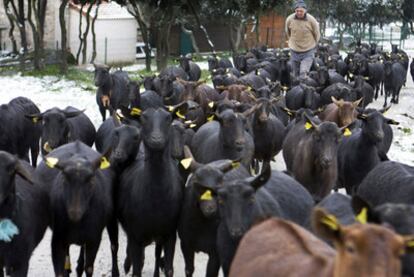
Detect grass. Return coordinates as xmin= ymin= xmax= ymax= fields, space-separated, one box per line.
xmin=1 ymin=53 xmax=216 ymax=89
xmin=401 ymin=127 xmax=412 ymax=135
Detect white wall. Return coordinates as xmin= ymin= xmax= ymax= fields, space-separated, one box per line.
xmin=68 ymin=8 xmax=137 ymax=64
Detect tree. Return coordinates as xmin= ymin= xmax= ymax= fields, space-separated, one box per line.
xmin=90 ymin=0 xmax=101 ymax=63
xmin=7 ymin=0 xmax=29 ymax=70
xmin=27 ymin=0 xmax=48 ymax=69
xmin=116 ymin=0 xmax=153 ymax=71
xmin=307 ymin=0 xmax=330 ymax=36
xmin=3 ymin=0 xmax=18 ymax=54
xmin=59 ymin=0 xmax=69 ymax=73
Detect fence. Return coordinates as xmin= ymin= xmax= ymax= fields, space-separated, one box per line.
xmin=68 ymin=36 xmax=136 ymax=65
xmin=327 ymin=24 xmax=412 ymax=50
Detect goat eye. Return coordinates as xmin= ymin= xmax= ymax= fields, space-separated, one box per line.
xmin=345 ymin=244 xmax=356 ymax=254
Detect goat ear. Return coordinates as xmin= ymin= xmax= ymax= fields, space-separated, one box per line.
xmin=312 ymin=208 xmax=342 ymax=242
xmin=25 ymin=113 xmax=43 ymax=124
xmin=64 ymin=109 xmax=85 ymax=119
xmin=404 ymin=236 xmax=414 ymax=253
xmin=44 ymin=156 xmax=64 ymax=170
xmin=385 ymin=118 xmax=399 ymax=125
xmin=304 ymin=113 xmax=319 ymax=131
xmin=248 ymin=162 xmax=271 ymax=191
xmin=182 ymin=145 xmax=203 ymax=172
xmin=379 ymin=105 xmax=392 ymax=114
xmin=353 ymin=97 xmax=364 ymax=108
xmin=15 ymin=162 xmax=34 ymax=185
xmin=282 ymin=107 xmax=295 ymax=117
xmin=92 ymin=150 xmax=111 ymax=170
xmin=331 ymin=96 xmax=341 ymax=106
xmin=357 ymin=113 xmax=368 ymax=120
xmin=351 ymin=195 xmax=378 ymax=224
xmin=216 ymin=159 xmax=240 ymax=173
xmin=111 ymin=111 xmax=122 ymax=127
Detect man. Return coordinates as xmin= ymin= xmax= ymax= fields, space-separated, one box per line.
xmin=285 ymin=0 xmax=321 ymax=78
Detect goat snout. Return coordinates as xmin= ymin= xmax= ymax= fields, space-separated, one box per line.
xmin=230 ymin=228 xmax=244 ymax=239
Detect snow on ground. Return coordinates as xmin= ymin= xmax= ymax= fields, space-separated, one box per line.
xmin=0 ymin=52 xmax=414 ymax=276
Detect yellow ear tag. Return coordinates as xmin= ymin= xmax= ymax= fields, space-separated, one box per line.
xmin=344 ymin=128 xmax=352 ymax=137
xmin=64 ymin=255 xmax=71 ymax=270
xmin=407 ymin=240 xmax=414 ymax=248
xmin=231 ymin=161 xmax=241 ymax=169
xmin=208 ymin=102 xmax=215 ymax=108
xmin=348 ymin=73 xmax=354 ymax=78
xmin=100 ymin=157 xmax=110 ymax=169
xmin=207 ymin=114 xmax=215 ymax=122
xmin=321 ymin=214 xmax=339 ymax=231
xmin=364 ymin=76 xmax=370 ymax=80
xmin=32 ymin=117 xmax=39 ymax=123
xmin=167 ymin=106 xmax=174 ymax=112
xmin=305 ymin=122 xmax=313 ymax=130
xmin=247 ymin=86 xmax=252 ymax=91
xmin=130 ymin=107 xmax=141 ymax=116
xmin=189 ymin=124 xmax=197 ymax=128
xmin=43 ymin=142 xmax=52 ymax=153
xmin=176 ymin=110 xmax=186 ymax=119
xmin=282 ymin=86 xmax=288 ymax=91
xmin=45 ymin=157 xmax=59 ymax=168
xmin=200 ymin=190 xmax=213 ymax=201
xmin=115 ymin=113 xmax=122 ymax=122
xmin=180 ymin=157 xmax=192 ymax=169
xmin=356 ymin=207 xmax=368 ymax=224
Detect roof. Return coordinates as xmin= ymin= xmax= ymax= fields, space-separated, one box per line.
xmin=69 ymin=1 xmax=134 ymax=20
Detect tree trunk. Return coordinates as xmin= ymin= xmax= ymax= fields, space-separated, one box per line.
xmin=126 ymin=3 xmax=152 ymax=71
xmin=10 ymin=0 xmax=28 ymax=71
xmin=90 ymin=0 xmax=100 ymax=63
xmin=337 ymin=24 xmax=346 ymax=49
xmin=81 ymin=2 xmax=94 ymax=64
xmin=27 ymin=0 xmax=42 ymax=69
xmin=156 ymin=21 xmax=171 ymax=71
xmin=34 ymin=0 xmax=45 ymax=66
xmin=75 ymin=2 xmax=85 ymax=64
xmin=180 ymin=24 xmax=200 ymax=57
xmin=59 ymin=0 xmax=68 ymax=73
xmin=229 ymin=18 xmax=244 ymax=54
xmin=186 ymin=0 xmax=215 ymax=53
xmin=4 ymin=0 xmax=18 ymax=53
xmin=255 ymin=13 xmax=260 ymax=45
xmin=38 ymin=0 xmax=47 ymax=40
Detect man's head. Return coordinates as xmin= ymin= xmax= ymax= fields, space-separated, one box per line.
xmin=294 ymin=0 xmax=307 ymax=19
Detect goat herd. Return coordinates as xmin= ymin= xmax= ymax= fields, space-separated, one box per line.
xmin=1 ymin=41 xmax=414 ymax=277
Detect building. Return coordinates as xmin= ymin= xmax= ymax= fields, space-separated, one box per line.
xmin=66 ymin=1 xmax=137 ymax=64
xmin=0 ymin=0 xmax=137 ymax=64
xmin=244 ymin=12 xmax=288 ymax=49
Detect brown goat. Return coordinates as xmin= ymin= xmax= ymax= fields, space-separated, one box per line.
xmin=319 ymin=97 xmax=362 ymax=127
xmin=230 ymin=208 xmax=414 ymax=277
xmin=176 ymin=78 xmax=220 ymax=112
xmin=217 ymin=84 xmax=257 ymax=104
